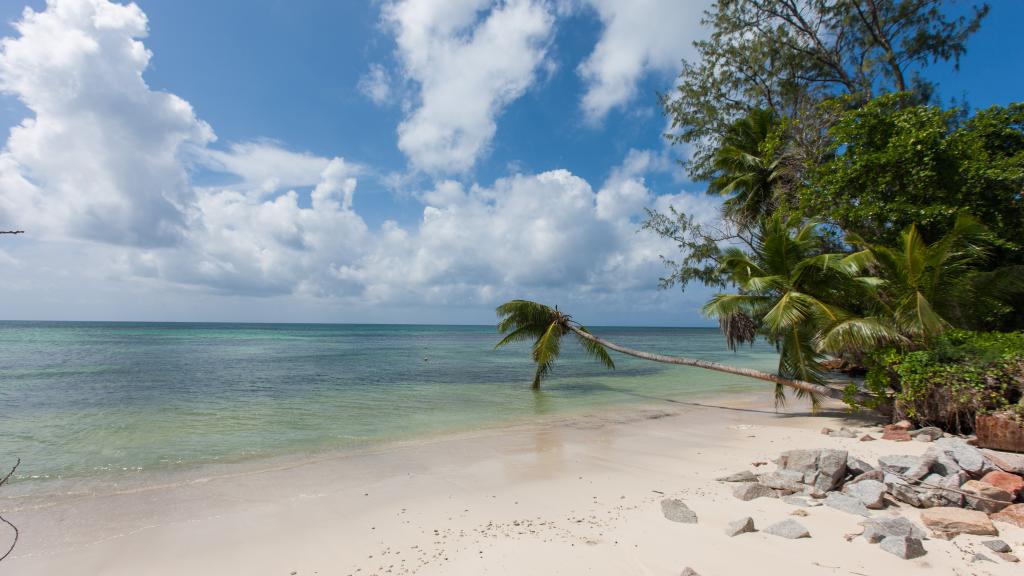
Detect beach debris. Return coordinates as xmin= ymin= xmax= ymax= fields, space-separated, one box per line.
xmin=860 ymin=434 xmax=877 ymax=441
xmin=823 ymin=492 xmax=872 ymax=517
xmin=960 ymin=480 xmax=1012 ymax=513
xmin=821 ymin=427 xmax=833 ymax=435
xmin=991 ymin=503 xmax=1024 ymax=528
xmin=920 ymin=507 xmax=998 ymax=538
xmin=724 ymin=516 xmax=756 ymax=536
xmin=996 ymin=552 xmax=1020 ymax=563
xmin=842 ymin=479 xmax=887 ymax=509
xmin=791 ymin=509 xmax=808 ymax=517
xmin=860 ymin=517 xmax=925 ymax=543
xmin=660 ymin=499 xmax=698 ymax=523
xmin=763 ymin=519 xmax=810 ymax=539
xmin=751 ymin=460 xmax=767 ymax=467
xmin=979 ymin=470 xmax=1024 ymax=499
xmin=679 ymin=568 xmax=700 ymax=576
xmin=982 ymin=539 xmax=1011 ymax=553
xmin=715 ymin=470 xmax=757 ymax=483
xmin=732 ymin=483 xmax=779 ymax=501
xmin=879 ymin=535 xmax=927 ymax=559
xmin=893 ymin=420 xmax=913 ymax=430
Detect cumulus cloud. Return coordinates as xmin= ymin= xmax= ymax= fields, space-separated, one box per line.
xmin=578 ymin=0 xmax=707 ymax=123
xmin=0 ymin=0 xmax=214 ymax=246
xmin=384 ymin=0 xmax=554 ymax=173
xmin=0 ymin=0 xmax=724 ymax=324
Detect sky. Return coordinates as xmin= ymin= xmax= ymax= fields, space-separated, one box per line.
xmin=0 ymin=0 xmax=1020 ymax=326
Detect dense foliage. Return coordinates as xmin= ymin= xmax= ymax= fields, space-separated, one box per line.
xmin=664 ymin=0 xmax=988 ymax=179
xmin=851 ymin=330 xmax=1024 ymax=431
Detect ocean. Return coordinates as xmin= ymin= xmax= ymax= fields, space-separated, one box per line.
xmin=0 ymin=321 xmax=780 ymax=488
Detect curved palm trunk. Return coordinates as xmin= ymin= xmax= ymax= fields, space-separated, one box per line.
xmin=569 ymin=326 xmax=871 ymax=405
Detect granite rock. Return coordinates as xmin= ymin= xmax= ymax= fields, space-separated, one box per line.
xmin=763 ymin=519 xmax=811 ymax=539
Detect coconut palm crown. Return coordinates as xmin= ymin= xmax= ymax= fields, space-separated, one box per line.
xmin=495 ymin=300 xmax=614 ymax=390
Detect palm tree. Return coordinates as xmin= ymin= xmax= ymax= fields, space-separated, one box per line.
xmin=702 ymin=215 xmax=902 ymax=407
xmin=838 ymin=214 xmax=1006 ymax=346
xmin=494 ymin=299 xmax=871 ymax=404
xmin=707 ymin=109 xmax=786 ymax=225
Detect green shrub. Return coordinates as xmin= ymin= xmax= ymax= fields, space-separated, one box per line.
xmin=846 ymin=330 xmax=1024 ymax=432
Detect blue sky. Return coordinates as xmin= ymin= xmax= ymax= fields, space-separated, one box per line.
xmin=0 ymin=0 xmax=1020 ymax=326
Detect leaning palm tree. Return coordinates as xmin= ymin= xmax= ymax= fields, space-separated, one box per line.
xmin=707 ymin=109 xmax=787 ymax=225
xmin=495 ymin=299 xmax=872 ymax=405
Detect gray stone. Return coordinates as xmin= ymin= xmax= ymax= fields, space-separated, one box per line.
xmin=880 ymin=536 xmax=927 ymax=559
xmin=923 ymin=445 xmax=963 ymax=476
xmin=758 ymin=473 xmax=805 ymax=494
xmin=716 ymin=470 xmax=757 ymax=482
xmin=934 ymin=437 xmax=990 ymax=475
xmin=923 ymin=472 xmax=968 ymax=508
xmin=971 ymin=552 xmax=995 ymax=563
xmin=679 ymin=568 xmax=700 ymax=576
xmin=904 ymin=452 xmax=936 ymax=480
xmin=814 ymin=449 xmax=849 ymax=492
xmin=878 ymin=454 xmax=920 ymax=475
xmin=884 ymin=474 xmax=924 ymax=507
xmin=842 ymin=479 xmax=887 ymax=509
xmin=763 ymin=519 xmax=811 ymax=539
xmin=724 ymin=516 xmax=756 ymax=537
xmin=830 ymin=427 xmax=858 ymax=438
xmin=777 ymin=449 xmax=819 ymax=482
xmin=824 ymin=492 xmax=873 ymax=517
xmin=661 ymin=499 xmax=698 ymax=523
xmin=982 ymin=539 xmax=1011 ymax=553
xmin=981 ymin=449 xmax=1024 ymax=474
xmin=732 ymin=483 xmax=778 ymax=501
xmin=861 ymin=517 xmax=926 ymax=543
xmin=846 ymin=455 xmax=875 ymax=476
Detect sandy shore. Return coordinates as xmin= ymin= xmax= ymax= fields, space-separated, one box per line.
xmin=3 ymin=391 xmax=1022 ymax=575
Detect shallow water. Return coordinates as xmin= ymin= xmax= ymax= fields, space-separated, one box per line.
xmin=0 ymin=322 xmax=780 ymax=487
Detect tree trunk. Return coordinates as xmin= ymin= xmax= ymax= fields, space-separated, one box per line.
xmin=569 ymin=326 xmax=873 ymax=405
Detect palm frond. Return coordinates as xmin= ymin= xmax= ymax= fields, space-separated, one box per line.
xmin=573 ymin=326 xmax=615 ymax=370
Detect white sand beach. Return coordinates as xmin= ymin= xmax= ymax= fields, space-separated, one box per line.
xmin=4 ymin=391 xmax=1022 ymax=576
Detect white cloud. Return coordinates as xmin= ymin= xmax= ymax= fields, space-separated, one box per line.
xmin=578 ymin=0 xmax=707 ymax=123
xmin=0 ymin=0 xmax=213 ymax=246
xmin=0 ymin=0 xmax=724 ymax=325
xmin=198 ymin=141 xmax=335 ymax=196
xmin=384 ymin=0 xmax=554 ymax=173
xmin=358 ymin=63 xmax=392 ymax=105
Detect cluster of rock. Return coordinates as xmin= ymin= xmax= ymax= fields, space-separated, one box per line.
xmin=716 ymin=433 xmax=1024 ymax=562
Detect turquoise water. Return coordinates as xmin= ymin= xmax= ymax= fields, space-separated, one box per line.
xmin=0 ymin=322 xmax=779 ymax=485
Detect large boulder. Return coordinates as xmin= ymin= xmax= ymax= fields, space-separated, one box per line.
xmin=982 ymin=449 xmax=1024 ymax=475
xmin=979 ymin=470 xmax=1024 ymax=499
xmin=776 ymin=448 xmax=848 ymax=493
xmin=932 ymin=437 xmax=991 ymax=476
xmin=920 ymin=507 xmax=999 ymax=538
xmin=842 ymin=479 xmax=887 ymax=509
xmin=960 ymin=480 xmax=1013 ymax=513
xmin=990 ymin=503 xmax=1024 ymax=529
xmin=884 ymin=473 xmax=925 ymax=507
xmin=878 ymin=455 xmax=920 ymax=475
xmin=824 ymin=492 xmax=872 ymax=517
